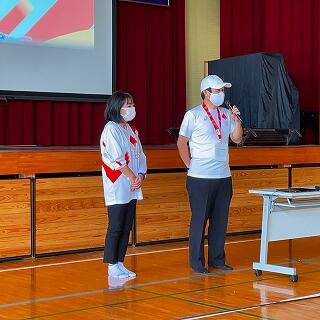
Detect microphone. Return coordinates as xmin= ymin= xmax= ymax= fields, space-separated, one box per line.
xmin=225 ymin=100 xmax=259 ymax=138
xmin=225 ymin=100 xmax=242 ymax=122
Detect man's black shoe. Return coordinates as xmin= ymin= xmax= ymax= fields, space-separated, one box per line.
xmin=192 ymin=266 xmax=208 ymax=274
xmin=210 ymin=264 xmax=233 ymax=271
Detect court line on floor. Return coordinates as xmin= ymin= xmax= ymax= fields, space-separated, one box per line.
xmin=17 ymin=272 xmax=320 ymax=320
xmin=19 ymin=296 xmax=162 ymax=320
xmin=8 ymin=266 xmax=320 ymax=319
xmin=16 ymin=275 xmax=275 ymax=319
xmin=5 ymin=263 xmax=318 ymax=311
xmin=0 ymin=238 xmax=259 ymax=273
xmin=1 ymin=252 xmax=318 ymax=311
xmin=1 ymin=255 xmax=316 ymax=309
xmin=0 ymin=263 xmax=278 ymax=310
xmin=179 ymin=292 xmax=320 ymax=319
xmin=0 ymin=269 xmax=246 ymax=309
xmin=172 ymin=295 xmax=275 ymax=320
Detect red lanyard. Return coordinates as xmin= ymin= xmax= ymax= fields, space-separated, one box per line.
xmin=202 ymin=102 xmax=222 ymax=140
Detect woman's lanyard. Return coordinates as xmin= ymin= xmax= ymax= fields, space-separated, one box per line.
xmin=202 ymin=102 xmax=222 ymax=140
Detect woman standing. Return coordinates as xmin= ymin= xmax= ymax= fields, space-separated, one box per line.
xmin=100 ymin=91 xmax=147 ymax=279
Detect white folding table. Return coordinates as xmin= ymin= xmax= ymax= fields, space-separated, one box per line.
xmin=249 ymin=187 xmax=320 ymax=282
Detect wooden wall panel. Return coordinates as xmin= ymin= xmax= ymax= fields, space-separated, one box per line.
xmin=292 ymin=167 xmax=320 ymax=186
xmin=136 ymin=173 xmax=190 ymax=243
xmin=229 ymin=168 xmax=289 ymax=233
xmin=229 ymin=146 xmax=320 ymax=166
xmin=144 ymin=148 xmax=185 ymax=169
xmin=136 ymin=169 xmax=289 ymax=243
xmin=36 ymin=176 xmax=107 ymax=254
xmin=0 ymin=145 xmax=319 ymax=175
xmin=0 ymin=147 xmax=318 ymax=260
xmin=0 ymin=179 xmax=31 ymax=258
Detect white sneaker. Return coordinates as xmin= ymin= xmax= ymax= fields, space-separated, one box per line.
xmin=108 ymin=263 xmax=129 ymax=279
xmin=117 ymin=262 xmax=136 ymax=278
xmin=108 ymin=276 xmax=131 ymax=289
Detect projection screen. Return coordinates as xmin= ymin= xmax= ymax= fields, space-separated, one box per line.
xmin=0 ymin=0 xmax=114 ymax=101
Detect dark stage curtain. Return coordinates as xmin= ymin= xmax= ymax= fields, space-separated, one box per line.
xmin=220 ymin=0 xmax=319 ymax=113
xmin=0 ymin=0 xmax=186 ymax=146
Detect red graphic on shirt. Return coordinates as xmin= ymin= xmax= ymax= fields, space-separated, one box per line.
xmin=102 ymin=152 xmax=130 ymax=183
xmin=222 ymin=113 xmax=227 ymax=120
xmin=129 ymin=124 xmax=138 ymax=144
xmin=125 ymin=152 xmax=130 ymax=164
xmin=130 ymin=135 xmax=137 ymax=145
xmin=102 ymin=162 xmax=122 ymax=183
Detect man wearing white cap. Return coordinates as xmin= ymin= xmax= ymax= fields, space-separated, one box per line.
xmin=177 ymin=75 xmax=243 ymax=273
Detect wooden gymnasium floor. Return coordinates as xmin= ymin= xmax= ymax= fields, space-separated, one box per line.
xmin=1 ymin=235 xmax=320 ymax=319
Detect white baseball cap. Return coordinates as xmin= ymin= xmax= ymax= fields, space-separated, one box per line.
xmin=200 ymin=75 xmax=232 ymax=92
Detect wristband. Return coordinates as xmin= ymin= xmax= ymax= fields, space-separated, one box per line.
xmin=138 ymin=173 xmax=146 ymax=180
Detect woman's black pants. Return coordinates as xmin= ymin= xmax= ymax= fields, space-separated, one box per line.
xmin=103 ymin=199 xmax=136 ymax=264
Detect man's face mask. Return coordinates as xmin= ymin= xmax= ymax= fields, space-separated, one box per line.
xmin=209 ymin=91 xmax=225 ymax=107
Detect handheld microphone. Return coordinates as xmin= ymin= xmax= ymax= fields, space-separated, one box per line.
xmin=225 ymin=100 xmax=242 ymax=122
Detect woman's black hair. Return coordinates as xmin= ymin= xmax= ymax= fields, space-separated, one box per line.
xmin=104 ymin=91 xmax=134 ymax=123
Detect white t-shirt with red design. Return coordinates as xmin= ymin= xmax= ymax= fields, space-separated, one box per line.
xmin=179 ymin=104 xmax=235 ymax=179
xmin=100 ymin=121 xmax=147 ymax=206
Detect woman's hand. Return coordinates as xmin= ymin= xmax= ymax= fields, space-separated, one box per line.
xmin=130 ymin=175 xmax=143 ymax=191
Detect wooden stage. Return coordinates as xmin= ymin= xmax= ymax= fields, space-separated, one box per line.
xmin=0 ymin=145 xmax=320 ymax=260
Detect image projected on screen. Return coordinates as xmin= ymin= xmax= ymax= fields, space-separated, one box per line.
xmin=0 ymin=0 xmax=94 ymax=47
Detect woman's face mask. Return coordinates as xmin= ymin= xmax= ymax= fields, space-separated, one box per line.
xmin=121 ymin=106 xmax=136 ymax=122
xmin=209 ymin=91 xmax=225 ymax=107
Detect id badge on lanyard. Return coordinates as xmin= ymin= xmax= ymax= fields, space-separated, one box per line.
xmin=202 ymin=103 xmax=222 ymax=140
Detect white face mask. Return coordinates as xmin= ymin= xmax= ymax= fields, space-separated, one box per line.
xmin=122 ymin=106 xmax=136 ymax=122
xmin=210 ymin=91 xmax=225 ymax=107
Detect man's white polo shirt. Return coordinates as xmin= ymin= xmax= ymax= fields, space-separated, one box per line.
xmin=179 ymin=104 xmax=235 ymax=179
